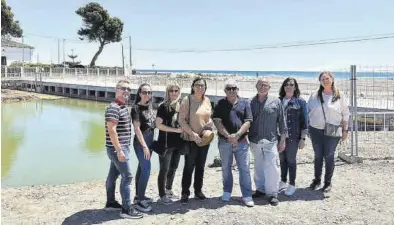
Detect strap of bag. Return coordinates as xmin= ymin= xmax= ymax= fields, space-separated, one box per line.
xmin=319 ymin=95 xmax=327 ymax=123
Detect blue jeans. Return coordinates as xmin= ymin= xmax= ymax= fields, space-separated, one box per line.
xmin=309 ymin=126 xmax=340 ymax=184
xmin=134 ymin=131 xmax=154 ymax=200
xmin=218 ymin=138 xmax=252 ymax=198
xmin=106 ymin=145 xmax=132 ymax=210
xmin=280 ymin=138 xmax=299 ymax=186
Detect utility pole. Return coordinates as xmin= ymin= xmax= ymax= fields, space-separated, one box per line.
xmin=63 ymin=39 xmax=65 ymax=67
xmin=22 ymin=36 xmax=25 ymax=65
xmin=129 ymin=36 xmax=132 ymax=68
xmin=58 ymin=38 xmax=60 ymax=64
xmin=121 ymin=43 xmax=125 ymax=72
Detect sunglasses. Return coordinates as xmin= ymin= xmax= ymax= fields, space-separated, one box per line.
xmin=225 ymin=87 xmax=238 ymax=91
xmin=118 ymin=86 xmax=132 ymax=92
xmin=194 ymin=84 xmax=205 ymax=89
xmin=141 ymin=91 xmax=152 ymax=95
xmin=169 ymin=89 xmax=179 ymax=93
xmin=285 ymin=83 xmax=295 ymax=87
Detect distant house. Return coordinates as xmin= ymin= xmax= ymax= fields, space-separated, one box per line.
xmin=1 ymin=39 xmax=34 ymax=66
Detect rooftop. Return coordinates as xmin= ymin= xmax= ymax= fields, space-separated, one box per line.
xmin=1 ymin=39 xmax=34 ymax=49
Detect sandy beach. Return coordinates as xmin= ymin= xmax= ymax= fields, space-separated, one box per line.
xmin=1 ymin=89 xmax=66 ymax=103
xmin=2 ymin=137 xmax=394 ymax=225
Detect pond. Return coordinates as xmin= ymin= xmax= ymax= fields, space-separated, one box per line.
xmin=1 ymin=98 xmax=220 ymax=187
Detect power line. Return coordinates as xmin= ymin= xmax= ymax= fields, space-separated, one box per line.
xmin=134 ymin=33 xmax=394 ymax=53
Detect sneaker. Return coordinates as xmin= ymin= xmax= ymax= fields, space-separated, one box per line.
xmin=180 ymin=194 xmax=189 ymax=204
xmin=221 ymin=192 xmax=231 ymax=202
xmin=158 ymin=195 xmax=174 ymax=205
xmin=165 ymin=189 xmax=179 ymax=199
xmin=322 ymin=182 xmax=332 ymax=193
xmin=194 ymin=192 xmax=206 ymax=200
xmin=268 ymin=196 xmax=279 ymax=206
xmin=309 ymin=179 xmax=321 ymax=191
xmin=279 ymin=181 xmax=287 ymax=192
xmin=120 ymin=207 xmax=143 ymax=219
xmin=252 ymin=190 xmax=266 ymax=199
xmin=134 ymin=200 xmax=152 ymax=212
xmin=133 ymin=196 xmax=153 ymax=204
xmin=242 ymin=197 xmax=254 ymax=207
xmin=284 ymin=185 xmax=296 ymax=196
xmin=104 ymin=201 xmax=122 ymax=211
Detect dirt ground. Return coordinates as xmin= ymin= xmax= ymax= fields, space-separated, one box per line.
xmin=1 ymin=89 xmax=64 ymax=103
xmin=2 ymin=157 xmax=393 ymax=225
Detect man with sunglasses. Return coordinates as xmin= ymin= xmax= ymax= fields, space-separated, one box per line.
xmin=249 ymin=77 xmax=287 ymax=206
xmin=212 ymin=79 xmax=254 ymax=207
xmin=104 ymin=80 xmax=143 ymax=219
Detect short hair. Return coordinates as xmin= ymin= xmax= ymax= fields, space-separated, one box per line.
xmin=116 ymin=80 xmax=130 ymax=88
xmin=225 ymin=79 xmax=237 ymax=87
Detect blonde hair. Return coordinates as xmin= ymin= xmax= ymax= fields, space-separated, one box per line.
xmin=116 ymin=80 xmax=130 ymax=88
xmin=318 ymin=71 xmax=340 ymax=102
xmin=163 ymin=80 xmax=182 ymax=112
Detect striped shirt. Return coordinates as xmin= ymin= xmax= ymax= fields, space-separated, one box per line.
xmin=249 ymin=95 xmax=287 ymax=143
xmin=105 ymin=102 xmax=132 ymax=147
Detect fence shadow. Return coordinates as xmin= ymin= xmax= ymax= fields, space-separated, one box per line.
xmin=61 ymin=209 xmax=120 ymax=225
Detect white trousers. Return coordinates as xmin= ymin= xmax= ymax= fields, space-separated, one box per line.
xmin=250 ymin=139 xmax=280 ymax=197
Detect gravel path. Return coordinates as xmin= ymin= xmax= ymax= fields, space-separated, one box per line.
xmin=2 ymin=157 xmax=394 ymax=225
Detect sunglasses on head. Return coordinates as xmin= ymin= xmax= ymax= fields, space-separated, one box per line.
xmin=169 ymin=89 xmax=179 ymax=93
xmin=118 ymin=86 xmax=132 ymax=92
xmin=141 ymin=91 xmax=152 ymax=95
xmin=285 ymin=83 xmax=295 ymax=87
xmin=225 ymin=86 xmax=238 ymax=91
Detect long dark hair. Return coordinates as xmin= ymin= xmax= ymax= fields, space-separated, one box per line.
xmin=134 ymin=83 xmax=152 ymax=105
xmin=317 ymin=71 xmax=340 ymax=103
xmin=190 ymin=76 xmax=207 ymax=98
xmin=279 ymin=77 xmax=300 ymax=100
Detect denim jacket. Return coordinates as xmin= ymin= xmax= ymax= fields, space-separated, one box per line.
xmin=281 ymin=97 xmax=308 ymax=141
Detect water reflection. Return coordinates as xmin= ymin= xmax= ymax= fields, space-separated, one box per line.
xmin=83 ymin=119 xmax=105 ymax=154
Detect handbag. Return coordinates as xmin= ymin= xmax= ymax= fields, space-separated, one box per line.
xmin=320 ymin=96 xmax=342 ymax=137
xmin=178 ymin=95 xmax=192 ymax=155
xmin=151 ymin=131 xmax=169 ymax=156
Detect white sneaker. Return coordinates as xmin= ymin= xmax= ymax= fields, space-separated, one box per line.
xmin=284 ymin=185 xmax=296 ymax=196
xmin=242 ymin=197 xmax=254 ymax=207
xmin=221 ymin=192 xmax=231 ymax=201
xmin=279 ymin=181 xmax=287 ymax=192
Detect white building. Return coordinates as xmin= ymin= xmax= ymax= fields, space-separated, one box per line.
xmin=1 ymin=39 xmax=34 ymax=65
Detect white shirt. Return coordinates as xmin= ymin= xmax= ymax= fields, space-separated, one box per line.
xmin=282 ymin=98 xmax=290 ymax=109
xmin=308 ymin=91 xmax=350 ymax=129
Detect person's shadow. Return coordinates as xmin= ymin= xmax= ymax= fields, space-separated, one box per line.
xmin=62 ymin=209 xmax=120 ymax=225
xmin=254 ymin=187 xmax=326 ymax=206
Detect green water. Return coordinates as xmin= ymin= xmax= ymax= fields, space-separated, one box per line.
xmin=1 ymin=99 xmax=219 ymax=188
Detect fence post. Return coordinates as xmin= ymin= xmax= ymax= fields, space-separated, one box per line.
xmin=350 ymin=65 xmax=354 ymax=157
xmin=351 ymin=65 xmax=359 ymax=157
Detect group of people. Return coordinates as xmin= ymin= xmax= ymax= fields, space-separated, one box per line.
xmin=103 ymin=71 xmax=350 ymax=219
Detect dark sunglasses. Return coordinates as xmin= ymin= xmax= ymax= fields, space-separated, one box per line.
xmin=285 ymin=83 xmax=295 ymax=87
xmin=194 ymin=84 xmax=205 ymax=89
xmin=169 ymin=89 xmax=179 ymax=93
xmin=141 ymin=91 xmax=152 ymax=95
xmin=118 ymin=86 xmax=132 ymax=92
xmin=225 ymin=87 xmax=238 ymax=91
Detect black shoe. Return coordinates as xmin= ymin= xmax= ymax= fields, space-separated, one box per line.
xmin=268 ymin=196 xmax=279 ymax=206
xmin=194 ymin=192 xmax=206 ymax=200
xmin=104 ymin=201 xmax=122 ymax=211
xmin=322 ymin=182 xmax=332 ymax=193
xmin=133 ymin=196 xmax=153 ymax=204
xmin=252 ymin=190 xmax=266 ymax=199
xmin=134 ymin=200 xmax=152 ymax=212
xmin=180 ymin=194 xmax=189 ymax=204
xmin=120 ymin=207 xmax=143 ymax=219
xmin=309 ymin=179 xmax=321 ymax=191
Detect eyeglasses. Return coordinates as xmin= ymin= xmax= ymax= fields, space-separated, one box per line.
xmin=225 ymin=87 xmax=238 ymax=91
xmin=194 ymin=84 xmax=205 ymax=89
xmin=118 ymin=86 xmax=132 ymax=92
xmin=169 ymin=89 xmax=179 ymax=93
xmin=285 ymin=83 xmax=295 ymax=87
xmin=257 ymin=83 xmax=270 ymax=88
xmin=141 ymin=91 xmax=152 ymax=95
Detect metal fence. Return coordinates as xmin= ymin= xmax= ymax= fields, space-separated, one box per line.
xmin=1 ymin=65 xmax=393 ymax=161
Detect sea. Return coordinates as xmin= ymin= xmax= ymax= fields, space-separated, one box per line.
xmin=136 ymin=69 xmax=394 ymax=79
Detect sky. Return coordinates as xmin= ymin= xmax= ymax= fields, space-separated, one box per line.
xmin=6 ymin=0 xmax=394 ymax=71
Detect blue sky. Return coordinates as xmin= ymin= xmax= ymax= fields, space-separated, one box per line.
xmin=7 ymin=0 xmax=394 ymax=71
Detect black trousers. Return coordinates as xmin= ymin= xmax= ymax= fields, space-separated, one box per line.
xmin=157 ymin=149 xmax=181 ymax=197
xmin=181 ymin=142 xmax=210 ymax=196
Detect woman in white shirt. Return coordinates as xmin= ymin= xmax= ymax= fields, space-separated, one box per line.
xmin=307 ymin=71 xmax=349 ymax=192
